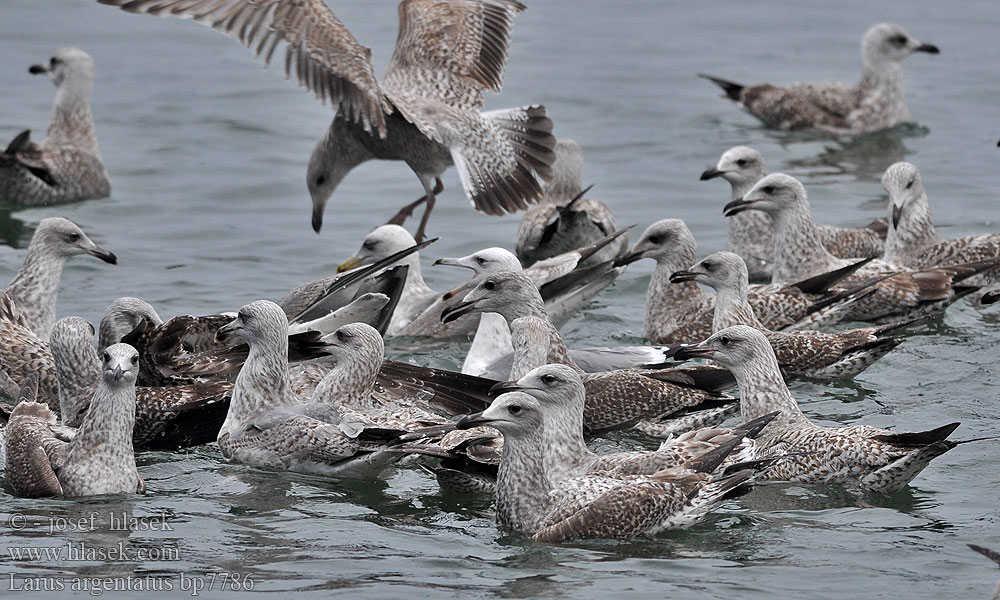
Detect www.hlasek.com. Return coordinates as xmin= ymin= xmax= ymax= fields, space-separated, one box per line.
xmin=7 ymin=572 xmax=255 ymax=596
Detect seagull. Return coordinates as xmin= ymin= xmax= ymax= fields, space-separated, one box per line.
xmin=454 ymin=390 xmax=762 ymax=541
xmin=725 ymin=174 xmax=1000 ymax=321
xmin=882 ymin=162 xmax=1000 ymax=283
xmin=2 ymin=217 xmax=116 ymax=340
xmin=5 ymin=344 xmax=145 ymax=498
xmin=671 ymin=252 xmax=908 ymax=380
xmin=515 ymin=139 xmax=628 ymax=267
xmin=0 ymin=48 xmax=111 ymax=205
xmin=675 ymin=325 xmax=976 ymax=492
xmin=700 ymin=145 xmax=885 ymax=281
xmin=699 ymin=23 xmax=939 ymax=134
xmin=97 ymin=0 xmax=557 ymax=242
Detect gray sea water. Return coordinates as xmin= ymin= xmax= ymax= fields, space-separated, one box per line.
xmin=1 ymin=1 xmax=999 ymax=598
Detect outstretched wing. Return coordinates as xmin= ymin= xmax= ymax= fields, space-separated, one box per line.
xmin=97 ymin=0 xmax=389 ymax=135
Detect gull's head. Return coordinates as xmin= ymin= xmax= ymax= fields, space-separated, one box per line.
xmin=215 ymin=300 xmax=287 ymax=347
xmin=674 ymin=325 xmax=771 ymax=371
xmin=440 ymin=270 xmax=539 ymax=324
xmin=488 ymin=364 xmax=585 ymax=411
xmin=724 ymin=173 xmax=806 ymax=219
xmin=455 ymin=391 xmax=544 ymax=438
xmin=337 ymin=224 xmax=416 ymax=273
xmin=861 ymin=23 xmax=939 ymax=67
xmin=33 ymin=217 xmax=117 ymax=264
xmin=670 ymin=251 xmax=748 ymax=292
xmin=701 ymin=146 xmax=766 ymax=187
xmin=881 ymin=161 xmax=926 ymax=230
xmin=433 ymin=247 xmax=523 ymax=301
xmin=323 ymin=322 xmax=384 ymax=367
xmin=615 ymin=218 xmax=696 ymax=267
xmin=101 ymin=343 xmax=139 ymax=387
xmin=29 ymin=47 xmax=94 ymax=87
xmin=100 ymin=297 xmax=161 ymax=349
xmin=308 ymin=126 xmax=366 ymax=233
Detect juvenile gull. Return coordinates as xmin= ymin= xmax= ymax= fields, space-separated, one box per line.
xmin=616 ymin=219 xmax=873 ymax=344
xmin=98 ymin=297 xmax=162 ymax=352
xmin=441 ymin=271 xmax=736 ymax=432
xmin=699 ymin=23 xmax=939 ymax=134
xmin=455 ymin=391 xmax=759 ymax=541
xmin=214 ymin=300 xmax=409 ymax=476
xmin=516 ymin=139 xmax=628 ymax=267
xmin=882 ymin=162 xmax=1000 ymax=281
xmin=0 ymin=294 xmax=60 ymax=407
xmin=671 ymin=252 xmax=907 ymax=380
xmin=99 ymin=0 xmax=556 ymax=242
xmin=675 ymin=326 xmax=969 ymax=492
xmin=700 ymin=146 xmax=885 ymax=281
xmin=725 ymin=174 xmax=1000 ymax=321
xmin=968 ymin=544 xmax=1000 ymax=600
xmin=5 ymin=344 xmax=145 ymax=498
xmin=491 ymin=364 xmax=777 ymax=482
xmin=2 ymin=217 xmax=116 ymax=340
xmin=0 ymin=48 xmax=111 ymax=205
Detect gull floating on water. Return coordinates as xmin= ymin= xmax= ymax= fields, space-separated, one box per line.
xmin=700 ymin=146 xmax=885 ymax=281
xmin=671 ymin=252 xmax=908 ymax=380
xmin=699 ymin=23 xmax=939 ymax=134
xmin=5 ymin=344 xmax=145 ymax=498
xmin=0 ymin=48 xmax=111 ymax=205
xmin=98 ymin=0 xmax=556 ymax=241
xmin=2 ymin=217 xmax=116 ymax=341
xmin=724 ymin=174 xmax=1000 ymax=321
xmin=515 ymin=139 xmax=628 ymax=267
xmin=455 ymin=389 xmax=762 ymax=541
xmin=675 ymin=325 xmax=972 ymax=492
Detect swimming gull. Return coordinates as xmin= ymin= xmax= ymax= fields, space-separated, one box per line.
xmin=454 ymin=390 xmax=761 ymax=541
xmin=0 ymin=48 xmax=111 ymax=205
xmin=882 ymin=162 xmax=1000 ymax=283
xmin=725 ymin=173 xmax=1000 ymax=320
xmin=2 ymin=217 xmax=116 ymax=340
xmin=441 ymin=270 xmax=736 ymax=433
xmin=616 ymin=219 xmax=874 ymax=343
xmin=98 ymin=297 xmax=162 ymax=352
xmin=0 ymin=294 xmax=61 ymax=408
xmin=516 ymin=139 xmax=628 ymax=267
xmin=699 ymin=23 xmax=939 ymax=134
xmin=671 ymin=251 xmax=907 ymax=380
xmin=675 ymin=325 xmax=971 ymax=492
xmin=968 ymin=544 xmax=1000 ymax=600
xmin=214 ymin=300 xmax=414 ymax=476
xmin=700 ymin=146 xmax=885 ymax=281
xmin=5 ymin=344 xmax=145 ymax=498
xmin=98 ymin=0 xmax=557 ymax=242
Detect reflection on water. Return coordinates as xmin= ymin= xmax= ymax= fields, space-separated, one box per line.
xmin=784 ymin=123 xmax=929 ymax=183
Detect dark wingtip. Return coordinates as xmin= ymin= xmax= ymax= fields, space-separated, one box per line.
xmin=697 ymin=73 xmax=744 ymax=102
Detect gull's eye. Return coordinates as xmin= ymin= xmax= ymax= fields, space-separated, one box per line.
xmin=103 ymin=351 xmax=111 ymax=363
xmin=315 ymin=175 xmax=326 ymax=186
xmin=50 ymin=56 xmax=61 ymax=66
xmin=362 ymin=240 xmax=375 ymax=251
xmin=905 ymin=180 xmax=914 ymax=190
xmin=484 ymin=280 xmax=496 ymax=291
xmin=702 ymin=261 xmax=715 ymax=271
xmin=761 ymin=186 xmax=775 ymax=194
xmin=541 ymin=374 xmax=557 ymax=385
xmin=476 ymin=256 xmax=486 ymax=265
xmin=735 ymin=159 xmax=748 ymax=167
xmin=130 ymin=355 xmax=139 ymax=365
xmin=719 ymin=336 xmax=731 ymax=346
xmin=335 ymin=330 xmax=349 ymax=342
xmin=648 ymin=235 xmax=662 ymax=245
xmin=891 ymin=34 xmax=908 ymax=46
xmin=509 ymin=404 xmax=522 ymax=415
xmin=64 ymin=232 xmax=80 ymax=243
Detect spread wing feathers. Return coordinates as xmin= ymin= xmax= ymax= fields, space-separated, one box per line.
xmin=452 ymin=105 xmax=556 ymax=216
xmin=382 ymin=0 xmax=525 ymax=114
xmin=98 ymin=0 xmax=389 ymax=135
xmin=132 ymin=382 xmax=233 ymax=449
xmin=168 ymin=329 xmax=331 ymax=379
xmin=377 ymin=359 xmax=494 ymax=415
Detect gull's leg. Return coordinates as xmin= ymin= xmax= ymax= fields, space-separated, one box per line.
xmin=413 ymin=178 xmax=444 ymax=243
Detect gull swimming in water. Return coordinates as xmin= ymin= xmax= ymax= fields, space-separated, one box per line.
xmin=2 ymin=217 xmax=116 ymax=341
xmin=725 ymin=174 xmax=1000 ymax=320
xmin=0 ymin=48 xmax=111 ymax=205
xmin=515 ymin=139 xmax=628 ymax=267
xmin=5 ymin=344 xmax=145 ymax=498
xmin=699 ymin=23 xmax=939 ymax=134
xmin=671 ymin=252 xmax=908 ymax=380
xmin=675 ymin=325 xmax=972 ymax=492
xmin=616 ymin=219 xmax=875 ymax=343
xmin=454 ymin=390 xmax=761 ymax=541
xmin=98 ymin=0 xmax=557 ymax=242
xmin=882 ymin=162 xmax=1000 ymax=281
xmin=700 ymin=146 xmax=885 ymax=281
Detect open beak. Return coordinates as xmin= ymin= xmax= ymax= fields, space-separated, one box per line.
xmin=700 ymin=167 xmax=724 ymax=181
xmin=440 ymin=299 xmax=479 ymax=324
xmin=669 ymin=270 xmax=699 ymax=283
xmin=431 ymin=257 xmax=478 ymax=301
xmin=215 ymin=320 xmax=239 ymax=344
xmin=673 ymin=344 xmax=717 ymax=361
xmin=914 ymin=43 xmax=940 ymax=54
xmin=87 ymin=244 xmax=118 ymax=265
xmin=336 ymin=255 xmax=364 ymax=274
xmin=723 ymin=197 xmax=755 ymax=217
xmin=891 ymin=203 xmax=904 ymax=229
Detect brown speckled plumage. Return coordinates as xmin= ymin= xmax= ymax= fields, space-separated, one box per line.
xmin=0 ymin=48 xmax=110 ymax=206
xmin=700 ymin=23 xmax=939 ymax=134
